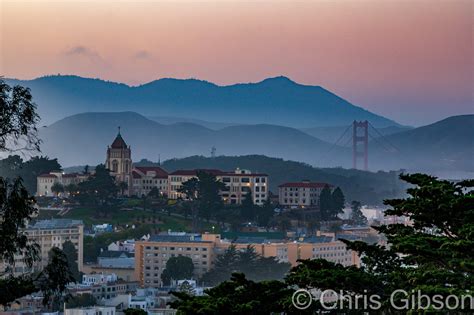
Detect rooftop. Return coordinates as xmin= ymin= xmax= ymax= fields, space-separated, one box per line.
xmin=28 ymin=219 xmax=83 ymax=229
xmin=148 ymin=234 xmax=210 ymax=243
xmin=279 ymin=182 xmax=332 ymax=188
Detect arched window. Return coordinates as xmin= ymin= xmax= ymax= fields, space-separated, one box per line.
xmin=112 ymin=160 xmax=118 ymax=172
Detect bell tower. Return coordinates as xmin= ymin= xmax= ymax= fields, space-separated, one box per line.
xmin=106 ymin=127 xmax=132 ymax=195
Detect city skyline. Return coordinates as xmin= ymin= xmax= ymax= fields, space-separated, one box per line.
xmin=1 ymin=0 xmax=472 ymax=126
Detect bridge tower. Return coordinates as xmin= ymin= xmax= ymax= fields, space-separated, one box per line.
xmin=352 ymin=120 xmax=369 ymax=171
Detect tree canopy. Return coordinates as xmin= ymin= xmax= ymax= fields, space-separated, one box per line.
xmin=171 ymin=174 xmax=474 ymax=313
xmin=161 ymin=256 xmax=195 ymax=285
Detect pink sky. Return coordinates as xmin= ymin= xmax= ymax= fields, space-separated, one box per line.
xmin=1 ymin=0 xmax=472 ymax=126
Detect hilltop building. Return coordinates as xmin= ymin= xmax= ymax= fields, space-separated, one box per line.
xmin=168 ymin=168 xmax=269 ymax=205
xmin=37 ymin=130 xmax=269 ymax=205
xmin=278 ymin=180 xmax=333 ymax=208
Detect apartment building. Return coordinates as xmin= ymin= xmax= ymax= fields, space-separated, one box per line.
xmin=168 ymin=168 xmax=269 ymax=205
xmin=278 ymin=181 xmax=332 ymax=208
xmin=131 ymin=166 xmax=169 ymax=197
xmin=135 ymin=233 xmax=218 ymax=287
xmin=135 ymin=232 xmax=358 ymax=287
xmin=1 ymin=219 xmax=84 ymax=276
xmin=37 ymin=172 xmax=88 ymax=196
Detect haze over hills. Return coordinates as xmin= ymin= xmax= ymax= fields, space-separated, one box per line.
xmin=36 ymin=112 xmax=473 ymax=174
xmin=6 ymin=75 xmax=399 ymax=127
xmin=38 ymin=111 xmax=350 ymax=167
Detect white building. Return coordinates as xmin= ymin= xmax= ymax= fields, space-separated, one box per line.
xmin=278 ymin=181 xmax=332 ymax=208
xmin=64 ymin=306 xmax=115 ymax=315
xmin=37 ymin=172 xmax=88 ymax=197
xmin=132 ymin=166 xmax=169 ymax=197
xmin=168 ymin=168 xmax=269 ymax=205
xmin=82 ymin=273 xmax=118 ymax=286
xmin=108 ymin=239 xmax=135 ymax=253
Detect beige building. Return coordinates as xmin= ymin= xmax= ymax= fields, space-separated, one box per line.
xmin=168 ymin=168 xmax=269 ymax=205
xmin=37 ymin=172 xmax=88 ymax=197
xmin=1 ymin=219 xmax=84 ymax=276
xmin=278 ymin=181 xmax=332 ymax=208
xmin=132 ymin=166 xmax=169 ymax=197
xmin=135 ymin=232 xmax=358 ymax=287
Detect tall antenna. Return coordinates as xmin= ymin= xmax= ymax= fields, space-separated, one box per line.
xmin=211 ymin=146 xmax=216 ymax=158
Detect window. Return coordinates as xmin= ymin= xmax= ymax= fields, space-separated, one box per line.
xmin=241 ymin=178 xmax=250 ymax=183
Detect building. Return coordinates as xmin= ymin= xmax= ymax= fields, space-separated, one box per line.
xmin=64 ymin=306 xmax=115 ymax=315
xmin=132 ymin=166 xmax=169 ymax=197
xmin=36 ymin=172 xmax=88 ymax=197
xmin=278 ymin=181 xmax=332 ymax=208
xmin=168 ymin=168 xmax=269 ymax=205
xmin=98 ymin=251 xmax=135 ymax=269
xmin=105 ymin=128 xmax=133 ymax=195
xmin=82 ymin=273 xmax=118 ymax=286
xmin=135 ymin=231 xmax=358 ymax=287
xmin=108 ymin=239 xmax=135 ymax=253
xmin=1 ymin=219 xmax=84 ymax=276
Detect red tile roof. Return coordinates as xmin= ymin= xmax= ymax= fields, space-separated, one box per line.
xmin=134 ymin=166 xmax=168 ymax=178
xmin=38 ymin=173 xmax=57 ymax=178
xmin=169 ymin=169 xmax=268 ymax=177
xmin=111 ymin=134 xmax=128 ymax=149
xmin=279 ymin=182 xmax=332 ymax=188
xmin=170 ymin=169 xmax=225 ymax=176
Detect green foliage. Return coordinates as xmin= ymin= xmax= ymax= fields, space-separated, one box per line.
xmin=0 ymin=80 xmax=40 ymax=152
xmin=200 ymin=245 xmax=291 ymax=286
xmin=160 ymin=155 xmax=406 ymax=205
xmin=123 ymin=308 xmax=147 ymax=315
xmin=171 ymin=174 xmax=474 ymax=313
xmin=51 ymin=182 xmax=64 ymax=195
xmin=331 ymin=187 xmax=345 ymax=219
xmin=161 ymin=256 xmax=194 ymax=285
xmin=239 ymin=189 xmax=256 ymax=221
xmin=65 ymin=293 xmax=96 ymax=308
xmin=170 ymin=273 xmax=292 ymax=314
xmin=0 ymin=81 xmax=74 ymax=307
xmin=319 ymin=184 xmax=332 ymax=221
xmin=0 ymin=155 xmax=62 ymax=194
xmin=178 ymin=171 xmax=226 ymax=223
xmin=351 ymin=200 xmax=367 ymax=225
xmin=62 ymin=241 xmax=81 ymax=282
xmin=75 ymin=164 xmax=119 ymax=217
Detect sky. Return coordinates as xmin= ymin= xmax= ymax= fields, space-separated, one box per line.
xmin=0 ymin=0 xmax=472 ymax=126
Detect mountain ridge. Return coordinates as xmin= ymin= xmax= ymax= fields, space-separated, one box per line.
xmin=5 ymin=75 xmax=399 ymax=128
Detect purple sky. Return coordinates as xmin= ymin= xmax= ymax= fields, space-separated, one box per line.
xmin=1 ymin=0 xmax=472 ymax=126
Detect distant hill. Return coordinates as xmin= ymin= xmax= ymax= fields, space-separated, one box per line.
xmin=38 ymin=112 xmax=473 ymax=173
xmin=370 ymin=115 xmax=474 ymax=172
xmin=5 ymin=75 xmax=399 ymax=127
xmin=148 ymin=155 xmax=407 ymax=205
xmin=148 ymin=116 xmax=238 ymax=130
xmin=38 ymin=111 xmax=350 ymax=168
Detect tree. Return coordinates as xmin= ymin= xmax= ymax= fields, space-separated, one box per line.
xmin=65 ymin=184 xmax=78 ymax=197
xmin=123 ymin=309 xmax=147 ymax=315
xmin=200 ymin=245 xmax=290 ymax=286
xmin=51 ymin=182 xmax=64 ymax=197
xmin=330 ymin=186 xmax=345 ymax=219
xmin=76 ymin=164 xmax=119 ymax=217
xmin=171 ymin=174 xmax=474 ymax=313
xmin=319 ymin=184 xmax=332 ymax=221
xmin=65 ymin=293 xmax=96 ymax=308
xmin=62 ymin=241 xmax=81 ymax=281
xmin=0 ymin=80 xmax=75 ymax=306
xmin=255 ymin=199 xmax=274 ymax=228
xmin=195 ymin=171 xmax=226 ymax=222
xmin=170 ymin=273 xmax=292 ymax=314
xmin=117 ymin=181 xmax=128 ymax=196
xmin=161 ymin=256 xmax=194 ymax=285
xmin=239 ymin=189 xmax=256 ymax=221
xmin=0 ymin=80 xmax=40 ymax=152
xmin=178 ymin=280 xmax=196 ymax=296
xmin=351 ymin=200 xmax=367 ymax=226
